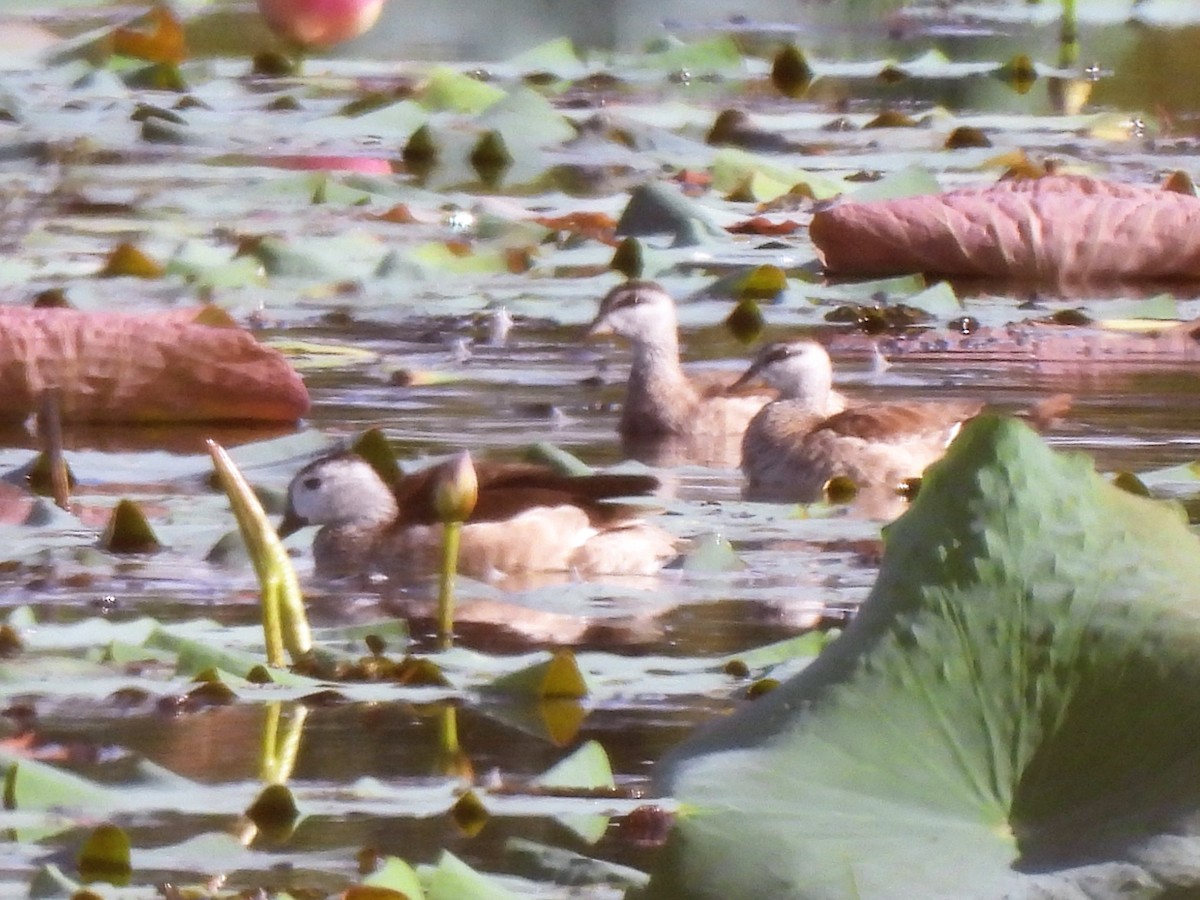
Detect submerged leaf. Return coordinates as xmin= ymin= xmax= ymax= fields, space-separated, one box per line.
xmin=995 ymin=53 xmax=1038 ymax=94
xmin=97 ymin=242 xmax=164 ymax=279
xmin=451 ymin=790 xmax=489 ymax=837
xmin=403 ymin=123 xmax=439 ymax=171
xmin=353 ymin=428 xmax=403 ymax=486
xmin=944 ymin=125 xmax=992 ymax=149
xmin=484 ymin=650 xmax=588 ymax=700
xmin=468 ymin=130 xmax=513 ymax=185
xmin=245 ymin=783 xmax=299 ymax=840
xmin=77 ymin=823 xmax=131 ymax=886
xmin=533 ymin=740 xmax=615 ymax=791
xmin=99 ymin=499 xmax=161 ymax=554
xmin=724 ymin=299 xmax=765 ymax=345
xmin=611 ymin=237 xmax=644 ymax=279
xmin=770 ymin=44 xmax=814 ymax=99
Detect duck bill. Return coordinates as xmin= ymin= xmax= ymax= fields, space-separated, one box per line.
xmin=277 ymin=507 xmax=308 ymax=539
xmin=727 ymin=360 xmax=766 ymax=393
xmin=585 ymin=316 xmax=614 ymax=339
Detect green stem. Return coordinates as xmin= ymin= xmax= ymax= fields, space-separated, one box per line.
xmin=438 ymin=703 xmax=460 ymax=757
xmin=437 ymin=521 xmax=462 ymax=649
xmin=273 ymin=704 xmax=308 ymax=784
xmin=278 ymin=575 xmax=313 ymax=659
xmin=1059 ymin=0 xmax=1078 ymax=55
xmin=262 ymin=575 xmax=286 ymax=668
xmin=259 ymin=701 xmax=281 ymax=783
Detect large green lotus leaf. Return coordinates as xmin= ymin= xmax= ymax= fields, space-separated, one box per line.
xmin=644 ymin=416 xmax=1200 ymax=900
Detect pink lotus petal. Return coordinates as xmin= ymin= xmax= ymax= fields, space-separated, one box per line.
xmin=256 ymin=0 xmax=385 ymax=49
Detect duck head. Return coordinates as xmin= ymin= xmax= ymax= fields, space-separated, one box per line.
xmin=731 ymin=340 xmax=834 ymax=404
xmin=587 ymin=280 xmax=680 ymax=349
xmin=279 ymin=452 xmax=399 ymax=538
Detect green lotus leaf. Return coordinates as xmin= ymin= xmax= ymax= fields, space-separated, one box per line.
xmin=646 ymin=416 xmax=1200 ymax=899
xmin=421 ymin=66 xmax=506 ymax=114
xmin=710 ymin=148 xmax=847 ymax=202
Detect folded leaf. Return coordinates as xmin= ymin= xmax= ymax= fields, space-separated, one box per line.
xmin=812 ymin=175 xmax=1200 ymax=284
xmin=0 ymin=307 xmax=308 ymax=423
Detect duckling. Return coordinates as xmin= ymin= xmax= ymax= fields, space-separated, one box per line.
xmin=279 ymin=451 xmax=677 ymax=583
xmin=587 ymin=280 xmax=772 ymax=466
xmin=731 ymin=340 xmax=983 ymax=503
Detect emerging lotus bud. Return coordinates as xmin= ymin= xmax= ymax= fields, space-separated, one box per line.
xmin=433 ymin=451 xmax=478 ymax=524
xmin=256 ymin=0 xmax=385 ymax=50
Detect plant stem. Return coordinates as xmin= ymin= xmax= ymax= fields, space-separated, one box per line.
xmin=261 ymin=574 xmax=286 ymax=668
xmin=438 ymin=702 xmax=460 ymax=757
xmin=1060 ymin=0 xmax=1077 ymax=50
xmin=38 ymin=389 xmax=69 ymax=512
xmin=437 ymin=521 xmax=461 ymax=649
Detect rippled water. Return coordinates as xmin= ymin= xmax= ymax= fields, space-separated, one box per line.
xmin=5 ymin=0 xmax=1200 ymax=894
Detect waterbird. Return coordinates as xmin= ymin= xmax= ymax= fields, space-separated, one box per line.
xmin=733 ymin=340 xmax=984 ymax=503
xmin=279 ymin=450 xmax=677 ymax=584
xmin=587 ymin=280 xmax=773 ymax=466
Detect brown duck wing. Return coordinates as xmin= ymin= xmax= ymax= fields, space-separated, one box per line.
xmin=815 ymin=401 xmax=983 ymax=442
xmin=393 ymin=459 xmax=659 ymax=527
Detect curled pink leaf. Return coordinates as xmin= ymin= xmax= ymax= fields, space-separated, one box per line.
xmin=0 ymin=308 xmax=309 ymax=423
xmin=812 ymin=176 xmax=1200 ymax=283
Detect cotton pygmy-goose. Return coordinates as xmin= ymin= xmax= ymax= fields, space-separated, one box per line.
xmin=587 ymin=280 xmax=773 ymax=466
xmin=279 ymin=450 xmax=677 ymax=584
xmin=732 ymin=340 xmax=983 ymax=503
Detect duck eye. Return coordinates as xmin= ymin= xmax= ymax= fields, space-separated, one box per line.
xmin=303 ymin=476 xmax=322 ymax=490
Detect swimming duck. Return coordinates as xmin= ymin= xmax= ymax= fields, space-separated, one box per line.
xmin=731 ymin=340 xmax=984 ymax=503
xmin=587 ymin=280 xmax=772 ymax=466
xmin=278 ymin=451 xmax=677 ymax=583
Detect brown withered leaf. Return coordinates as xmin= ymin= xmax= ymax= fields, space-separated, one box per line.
xmin=812 ymin=175 xmax=1200 ymax=283
xmin=111 ymin=4 xmax=186 ymax=65
xmin=370 ymin=203 xmax=419 ymax=224
xmin=534 ymin=211 xmax=618 ymax=244
xmin=0 ymin=308 xmax=308 ymax=423
xmin=98 ymin=242 xmax=164 ymax=279
xmin=726 ymin=216 xmax=803 ymax=236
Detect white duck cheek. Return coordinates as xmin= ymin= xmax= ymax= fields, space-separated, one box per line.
xmin=287 ymin=488 xmax=322 ymax=523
